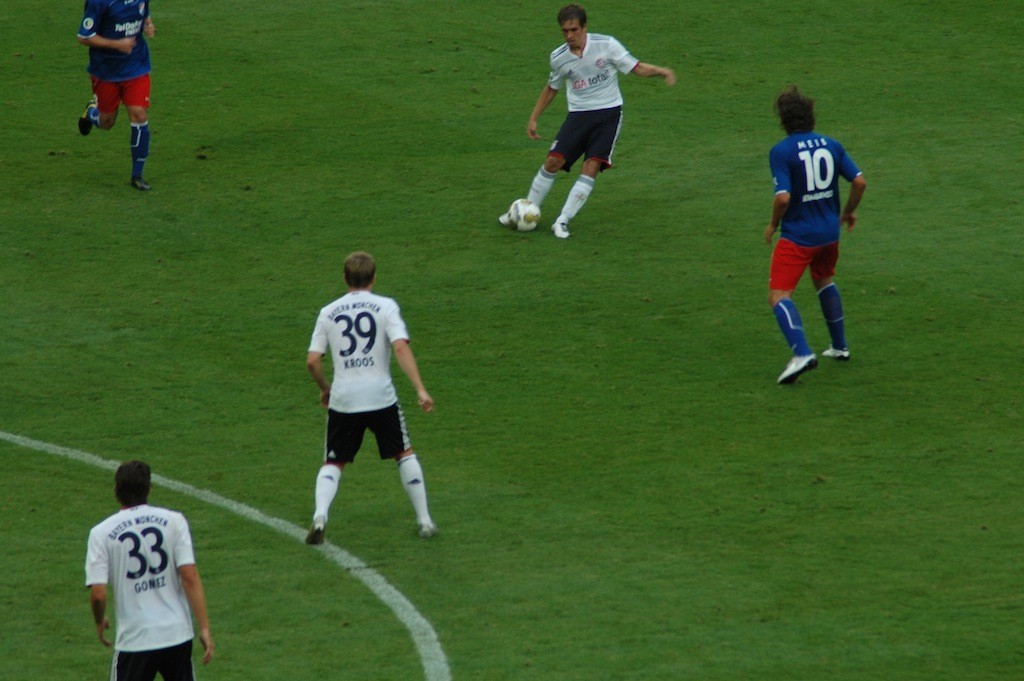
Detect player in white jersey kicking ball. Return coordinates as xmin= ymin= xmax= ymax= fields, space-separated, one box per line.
xmin=85 ymin=460 xmax=214 ymax=680
xmin=500 ymin=3 xmax=676 ymax=238
xmin=305 ymin=251 xmax=438 ymax=543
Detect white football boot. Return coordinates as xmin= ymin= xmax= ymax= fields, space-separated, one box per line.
xmin=821 ymin=346 xmax=850 ymax=360
xmin=777 ymin=354 xmax=818 ymax=384
xmin=551 ymin=220 xmax=570 ymax=239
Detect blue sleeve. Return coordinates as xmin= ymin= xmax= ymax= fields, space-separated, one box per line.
xmin=838 ymin=147 xmax=861 ymax=182
xmin=78 ymin=0 xmax=103 ymax=38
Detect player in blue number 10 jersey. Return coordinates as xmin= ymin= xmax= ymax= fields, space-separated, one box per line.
xmin=764 ymin=86 xmax=867 ymax=384
xmin=76 ymin=0 xmax=157 ymax=191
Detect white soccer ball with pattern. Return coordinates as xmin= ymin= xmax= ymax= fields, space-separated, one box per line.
xmin=508 ymin=199 xmax=541 ymax=232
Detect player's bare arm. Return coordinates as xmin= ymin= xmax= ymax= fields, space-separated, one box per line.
xmin=88 ymin=584 xmax=112 ymax=647
xmin=306 ymin=352 xmax=331 ymax=407
xmin=527 ymin=85 xmax=559 ymax=139
xmin=765 ymin=192 xmax=790 ymax=244
xmin=179 ymin=564 xmax=215 ymax=665
xmin=632 ymin=62 xmax=676 ymax=85
xmin=392 ymin=340 xmax=434 ymax=412
xmin=77 ymin=34 xmax=136 ymax=54
xmin=841 ymin=175 xmax=867 ymax=231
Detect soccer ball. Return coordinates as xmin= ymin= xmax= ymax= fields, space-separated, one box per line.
xmin=507 ymin=199 xmax=541 ymax=232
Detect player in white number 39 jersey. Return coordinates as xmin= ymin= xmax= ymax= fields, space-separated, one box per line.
xmin=305 ymin=251 xmax=438 ymax=543
xmin=85 ymin=460 xmax=214 ymax=681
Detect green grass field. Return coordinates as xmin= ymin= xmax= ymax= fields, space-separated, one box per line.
xmin=2 ymin=1 xmax=1022 ymax=679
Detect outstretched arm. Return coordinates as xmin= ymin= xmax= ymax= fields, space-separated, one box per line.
xmin=392 ymin=340 xmax=434 ymax=412
xmin=632 ymin=62 xmax=676 ymax=85
xmin=527 ymin=85 xmax=560 ymax=140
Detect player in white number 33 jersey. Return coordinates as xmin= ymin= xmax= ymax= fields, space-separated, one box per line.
xmin=85 ymin=460 xmax=214 ymax=681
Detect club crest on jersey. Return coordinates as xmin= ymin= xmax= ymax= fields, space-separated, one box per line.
xmin=595 ymin=58 xmax=608 ymax=69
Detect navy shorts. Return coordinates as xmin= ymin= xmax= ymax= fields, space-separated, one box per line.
xmin=549 ymin=106 xmax=623 ymax=172
xmin=114 ymin=640 xmax=195 ymax=681
xmin=324 ymin=403 xmax=412 ymax=464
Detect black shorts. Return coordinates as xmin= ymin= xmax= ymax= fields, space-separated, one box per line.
xmin=550 ymin=106 xmax=623 ymax=172
xmin=114 ymin=640 xmax=195 ymax=681
xmin=324 ymin=403 xmax=412 ymax=464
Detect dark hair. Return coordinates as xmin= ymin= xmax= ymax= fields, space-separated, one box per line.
xmin=344 ymin=251 xmax=376 ymax=289
xmin=775 ymin=86 xmax=815 ymax=134
xmin=115 ymin=460 xmax=151 ymax=507
xmin=558 ymin=4 xmax=587 ymax=26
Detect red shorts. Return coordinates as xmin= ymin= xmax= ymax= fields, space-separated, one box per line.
xmin=91 ymin=74 xmax=151 ymax=113
xmin=769 ymin=238 xmax=839 ymax=291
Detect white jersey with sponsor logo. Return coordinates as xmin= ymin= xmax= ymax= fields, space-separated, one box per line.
xmin=547 ymin=33 xmax=639 ymax=112
xmin=85 ymin=504 xmax=196 ymax=652
xmin=309 ymin=289 xmax=410 ymax=413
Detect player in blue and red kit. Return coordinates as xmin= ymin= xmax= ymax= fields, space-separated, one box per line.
xmin=765 ymin=86 xmax=867 ymax=384
xmin=77 ymin=0 xmax=156 ymax=191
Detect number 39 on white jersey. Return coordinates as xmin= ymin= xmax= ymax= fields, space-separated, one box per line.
xmin=309 ymin=290 xmax=410 ymax=413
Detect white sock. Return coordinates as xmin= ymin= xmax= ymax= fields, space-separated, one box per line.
xmin=557 ymin=175 xmax=595 ymax=225
xmin=397 ymin=454 xmax=432 ymax=525
xmin=314 ymin=464 xmax=342 ymax=523
xmin=527 ymin=167 xmax=557 ymax=206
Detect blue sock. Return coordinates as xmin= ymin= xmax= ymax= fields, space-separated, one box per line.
xmin=773 ymin=299 xmax=813 ymax=356
xmin=130 ymin=122 xmax=150 ymax=178
xmin=817 ymin=283 xmax=847 ymax=350
xmin=88 ymin=106 xmax=100 ymax=127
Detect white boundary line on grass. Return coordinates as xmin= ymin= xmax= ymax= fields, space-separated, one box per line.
xmin=0 ymin=430 xmax=451 ymax=681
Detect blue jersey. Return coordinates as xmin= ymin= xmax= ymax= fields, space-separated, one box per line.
xmin=769 ymin=132 xmax=861 ymax=247
xmin=78 ymin=0 xmax=151 ymax=82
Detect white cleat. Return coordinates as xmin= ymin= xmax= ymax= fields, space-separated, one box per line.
xmin=498 ymin=211 xmax=512 ymax=227
xmin=551 ymin=220 xmax=570 ymax=239
xmin=418 ymin=522 xmax=438 ymax=538
xmin=822 ymin=346 xmax=850 ymax=360
xmin=777 ymin=354 xmax=818 ymax=384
